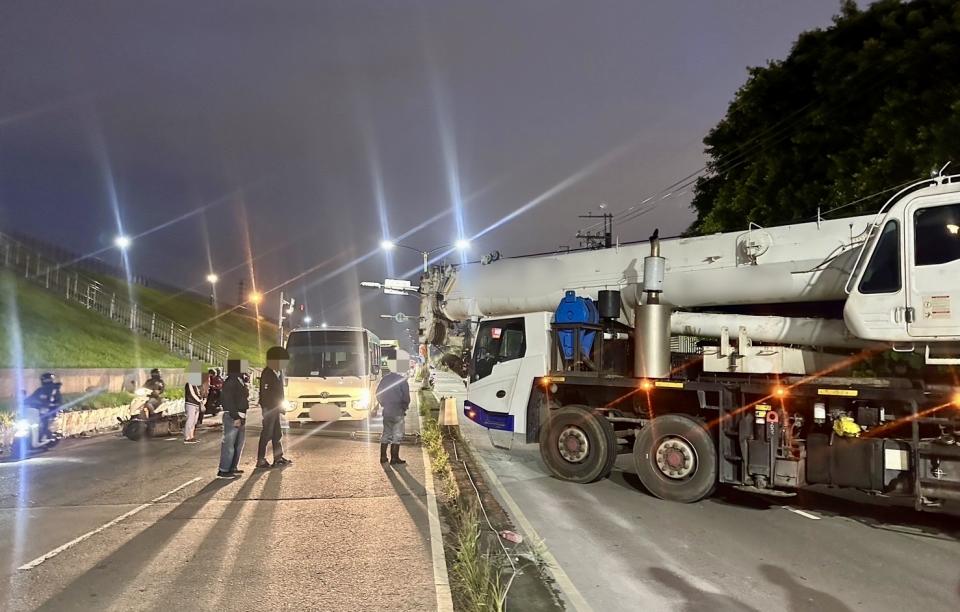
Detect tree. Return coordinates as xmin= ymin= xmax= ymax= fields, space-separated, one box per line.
xmin=690 ymin=0 xmax=960 ymax=234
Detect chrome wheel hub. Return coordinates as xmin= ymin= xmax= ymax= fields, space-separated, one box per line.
xmin=557 ymin=426 xmax=589 ymax=463
xmin=655 ymin=436 xmax=697 ymax=479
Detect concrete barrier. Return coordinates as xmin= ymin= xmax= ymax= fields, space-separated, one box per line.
xmin=54 ymin=398 xmax=186 ymax=437
xmin=0 ymin=368 xmax=186 ymax=399
xmin=0 ymin=399 xmax=186 ymax=450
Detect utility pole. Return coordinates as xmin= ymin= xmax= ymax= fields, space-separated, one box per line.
xmin=277 ymin=291 xmax=295 ymax=345
xmin=576 ymin=208 xmax=614 ymax=249
xmin=238 ymin=279 xmax=245 ymax=307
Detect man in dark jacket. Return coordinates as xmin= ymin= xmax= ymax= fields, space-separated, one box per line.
xmin=376 ymin=366 xmax=410 ymax=465
xmin=217 ymin=360 xmax=249 ymax=479
xmin=257 ymin=346 xmax=292 ymax=468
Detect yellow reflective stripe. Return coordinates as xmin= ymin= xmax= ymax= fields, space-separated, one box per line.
xmin=817 ymin=388 xmax=858 ymax=397
xmin=654 ymin=381 xmax=684 ymax=389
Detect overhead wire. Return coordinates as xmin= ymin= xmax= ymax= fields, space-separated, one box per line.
xmin=584 ymin=57 xmax=909 ymax=233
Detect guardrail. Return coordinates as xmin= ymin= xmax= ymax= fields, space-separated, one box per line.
xmin=0 ymin=233 xmax=230 ymax=366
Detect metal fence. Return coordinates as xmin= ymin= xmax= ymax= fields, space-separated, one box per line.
xmin=0 ymin=233 xmax=230 ymax=366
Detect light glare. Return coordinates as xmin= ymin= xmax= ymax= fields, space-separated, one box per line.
xmin=114 ymin=235 xmax=131 ymax=249
xmin=454 ymin=239 xmax=470 ymax=251
xmin=248 ymin=291 xmax=263 ymax=305
xmin=206 ymin=273 xmax=219 ymax=284
xmin=381 ymin=240 xmax=396 ymax=251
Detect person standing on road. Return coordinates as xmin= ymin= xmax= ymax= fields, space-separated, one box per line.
xmin=218 ymin=361 xmax=249 ymax=479
xmin=183 ymin=371 xmax=204 ymax=444
xmin=377 ymin=366 xmax=410 ymax=465
xmin=256 ymin=346 xmax=293 ymax=469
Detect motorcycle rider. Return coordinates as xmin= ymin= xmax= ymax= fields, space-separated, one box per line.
xmin=25 ymin=372 xmax=63 ymax=442
xmin=205 ymin=367 xmax=224 ymax=416
xmin=144 ymin=368 xmax=166 ymax=417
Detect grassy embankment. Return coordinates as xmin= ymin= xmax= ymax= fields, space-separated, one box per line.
xmin=0 ymin=272 xmax=186 ymax=369
xmin=92 ymin=275 xmax=275 ymax=365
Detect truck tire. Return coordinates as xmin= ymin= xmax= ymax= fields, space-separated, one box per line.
xmin=633 ymin=414 xmax=717 ymax=503
xmin=540 ymin=405 xmax=617 ymax=484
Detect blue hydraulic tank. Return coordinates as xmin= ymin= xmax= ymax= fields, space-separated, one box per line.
xmin=555 ymin=290 xmax=599 ymax=360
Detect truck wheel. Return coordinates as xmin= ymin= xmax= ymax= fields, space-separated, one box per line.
xmin=633 ymin=414 xmax=717 ymax=503
xmin=540 ymin=405 xmax=617 ymax=484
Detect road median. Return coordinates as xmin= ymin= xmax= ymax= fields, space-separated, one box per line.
xmin=418 ymin=390 xmax=563 ymax=612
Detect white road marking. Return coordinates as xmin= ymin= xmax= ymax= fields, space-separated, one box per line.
xmin=784 ymin=506 xmax=822 ymax=520
xmin=416 ymin=395 xmax=455 ymax=612
xmin=432 ymin=384 xmax=596 ymax=612
xmin=18 ymin=476 xmax=203 ymax=571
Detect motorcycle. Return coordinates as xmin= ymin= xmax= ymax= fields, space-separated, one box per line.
xmin=204 ymin=386 xmax=222 ymax=417
xmin=9 ymin=400 xmax=62 ymax=459
xmin=118 ymin=388 xmax=185 ymax=441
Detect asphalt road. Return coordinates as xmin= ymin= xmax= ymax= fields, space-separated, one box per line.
xmin=432 ymin=371 xmax=960 ymax=612
xmin=0 ymin=407 xmax=437 ymax=611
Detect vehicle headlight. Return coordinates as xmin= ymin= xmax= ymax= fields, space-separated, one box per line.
xmin=282 ymin=400 xmax=296 ymax=412
xmin=13 ymin=419 xmax=33 ymax=438
xmin=356 ymin=390 xmax=371 ymax=409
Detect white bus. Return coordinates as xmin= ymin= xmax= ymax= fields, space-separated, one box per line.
xmin=284 ymin=326 xmax=382 ymax=422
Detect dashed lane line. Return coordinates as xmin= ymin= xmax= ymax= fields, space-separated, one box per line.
xmin=18 ymin=476 xmax=203 ymax=571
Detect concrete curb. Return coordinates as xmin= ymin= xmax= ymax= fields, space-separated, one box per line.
xmin=432 ymin=382 xmax=594 ymax=612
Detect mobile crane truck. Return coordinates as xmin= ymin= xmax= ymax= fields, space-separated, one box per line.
xmin=419 ymin=175 xmax=960 ymax=510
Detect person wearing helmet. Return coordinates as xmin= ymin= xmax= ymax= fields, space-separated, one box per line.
xmin=144 ymin=368 xmax=166 ymax=416
xmin=26 ymin=372 xmax=63 ymax=442
xmin=256 ymin=346 xmax=292 ymax=468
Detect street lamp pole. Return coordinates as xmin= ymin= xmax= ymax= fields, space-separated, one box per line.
xmin=277 ymin=291 xmax=295 ymax=345
xmin=381 ymin=239 xmax=470 ymax=274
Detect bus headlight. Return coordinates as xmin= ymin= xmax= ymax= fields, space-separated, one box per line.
xmin=356 ymin=390 xmax=371 ymax=409
xmin=13 ymin=419 xmax=33 ymax=438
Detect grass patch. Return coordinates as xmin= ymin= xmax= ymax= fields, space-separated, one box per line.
xmin=0 ymin=272 xmax=187 ymax=368
xmin=419 ymin=390 xmax=512 ymax=612
xmin=91 ymin=275 xmax=275 ymax=365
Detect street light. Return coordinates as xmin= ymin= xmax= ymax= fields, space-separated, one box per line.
xmin=303 ymin=315 xmax=313 ymax=324
xmin=114 ymin=235 xmax=131 ymax=249
xmin=321 ymin=322 xmax=328 ymax=328
xmin=206 ymin=273 xmax=219 ymax=284
xmin=248 ymin=291 xmax=263 ymax=305
xmin=380 ymin=238 xmax=471 ymax=273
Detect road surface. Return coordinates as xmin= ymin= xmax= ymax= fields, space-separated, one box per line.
xmin=0 ymin=406 xmax=439 ymax=611
xmin=432 ymin=370 xmax=960 ymax=612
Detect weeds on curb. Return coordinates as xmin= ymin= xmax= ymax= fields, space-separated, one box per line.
xmin=451 ymin=500 xmax=508 ymax=612
xmin=419 ymin=390 xmax=514 ymax=611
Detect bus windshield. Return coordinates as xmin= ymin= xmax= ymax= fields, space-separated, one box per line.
xmin=287 ymin=330 xmax=367 ymax=377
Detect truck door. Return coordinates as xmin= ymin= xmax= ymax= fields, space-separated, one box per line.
xmin=905 ymin=200 xmax=960 ymax=338
xmin=467 ymin=313 xmax=549 ymax=436
xmin=846 ymin=218 xmax=908 ymax=340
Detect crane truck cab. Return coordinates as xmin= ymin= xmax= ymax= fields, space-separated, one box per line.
xmin=845 ymin=176 xmax=960 ymax=359
xmin=283 ymin=326 xmax=382 ymax=423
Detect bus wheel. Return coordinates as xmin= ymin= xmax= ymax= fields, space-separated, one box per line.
xmin=633 ymin=414 xmax=717 ymax=503
xmin=540 ymin=405 xmax=616 ymax=484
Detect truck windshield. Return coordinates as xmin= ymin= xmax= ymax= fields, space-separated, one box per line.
xmin=286 ymin=331 xmax=366 ymax=377
xmin=472 ymin=318 xmax=526 ymax=382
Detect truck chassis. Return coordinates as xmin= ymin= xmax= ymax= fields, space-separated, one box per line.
xmin=528 ymin=369 xmax=960 ymax=510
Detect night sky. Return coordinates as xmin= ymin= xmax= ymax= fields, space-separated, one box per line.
xmin=0 ymin=1 xmax=847 ymax=342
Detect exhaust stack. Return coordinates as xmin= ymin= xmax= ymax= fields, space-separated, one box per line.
xmin=634 ymin=230 xmax=671 ymax=378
